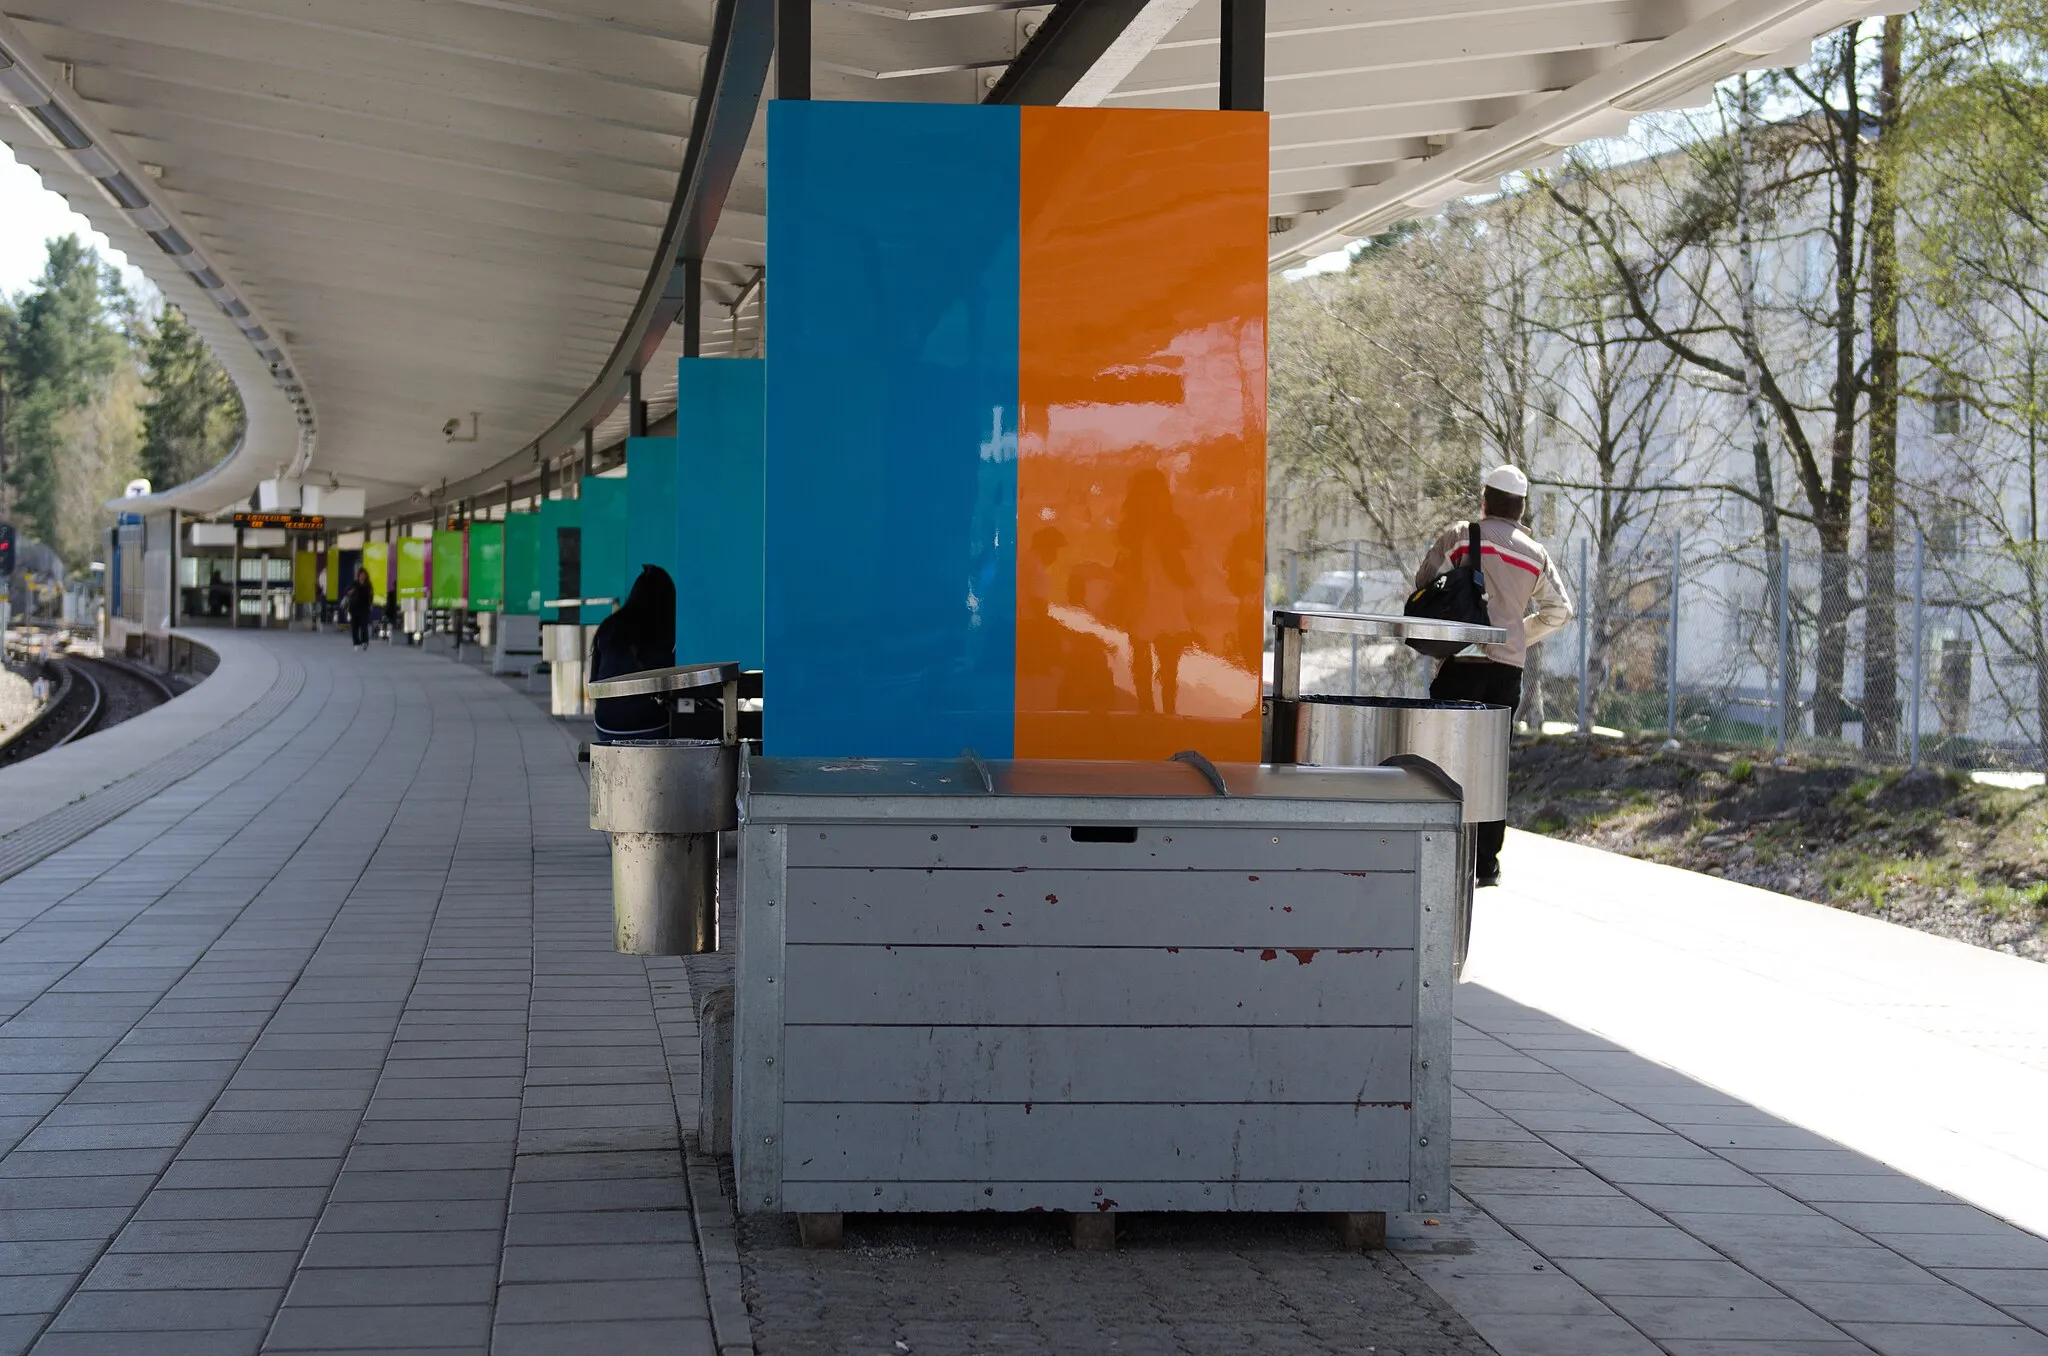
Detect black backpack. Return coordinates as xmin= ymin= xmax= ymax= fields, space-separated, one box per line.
xmin=1403 ymin=522 xmax=1491 ymax=658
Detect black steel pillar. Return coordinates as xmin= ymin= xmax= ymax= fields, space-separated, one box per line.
xmin=583 ymin=428 xmax=595 ymax=495
xmin=1219 ymin=0 xmax=1264 ymax=111
xmin=682 ymin=258 xmax=704 ymax=359
xmin=777 ymin=0 xmax=810 ymax=100
xmin=628 ymin=371 xmax=647 ymax=438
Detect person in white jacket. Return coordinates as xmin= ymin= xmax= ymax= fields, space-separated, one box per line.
xmin=1413 ymin=464 xmax=1574 ymax=886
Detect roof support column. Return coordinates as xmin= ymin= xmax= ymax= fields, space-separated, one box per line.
xmin=628 ymin=371 xmax=647 ymax=439
xmin=1219 ymin=0 xmax=1263 ymax=111
xmin=682 ymin=258 xmax=703 ymax=359
xmin=582 ymin=428 xmax=595 ymax=496
xmin=777 ymin=0 xmax=810 ymax=99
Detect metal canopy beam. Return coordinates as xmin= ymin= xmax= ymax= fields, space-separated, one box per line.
xmin=432 ymin=0 xmax=774 ymax=509
xmin=778 ymin=0 xmax=812 ymax=100
xmin=983 ymin=0 xmax=1202 ymax=107
xmin=1219 ymin=0 xmax=1264 ymax=113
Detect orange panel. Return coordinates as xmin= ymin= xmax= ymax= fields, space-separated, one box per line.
xmin=1015 ymin=107 xmax=1269 ymax=762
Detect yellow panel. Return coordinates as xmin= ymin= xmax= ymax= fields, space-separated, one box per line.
xmin=1015 ymin=108 xmax=1269 ymax=762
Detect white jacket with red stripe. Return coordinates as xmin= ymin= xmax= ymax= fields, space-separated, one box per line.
xmin=1413 ymin=515 xmax=1574 ymax=669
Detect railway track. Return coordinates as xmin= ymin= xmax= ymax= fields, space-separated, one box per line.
xmin=0 ymin=654 xmax=174 ymax=766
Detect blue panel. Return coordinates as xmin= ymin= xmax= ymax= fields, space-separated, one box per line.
xmin=765 ymin=101 xmax=1019 ymax=758
xmin=675 ymin=358 xmax=765 ymax=670
xmin=626 ymin=437 xmax=680 ymax=626
xmin=580 ymin=474 xmax=631 ymax=623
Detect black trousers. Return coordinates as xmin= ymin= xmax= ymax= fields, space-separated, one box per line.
xmin=1428 ymin=659 xmax=1523 ymax=878
xmin=350 ymin=618 xmax=369 ymax=646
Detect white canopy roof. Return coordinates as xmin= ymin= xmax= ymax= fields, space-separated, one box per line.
xmin=0 ymin=0 xmax=1886 ymax=520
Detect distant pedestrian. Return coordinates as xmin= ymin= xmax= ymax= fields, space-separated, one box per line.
xmin=346 ymin=567 xmax=375 ymax=651
xmin=1413 ymin=465 xmax=1574 ymax=888
xmin=589 ymin=565 xmax=676 ymax=744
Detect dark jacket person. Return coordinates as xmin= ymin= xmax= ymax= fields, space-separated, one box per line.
xmin=590 ymin=565 xmax=677 ymax=743
xmin=346 ymin=568 xmax=375 ymax=650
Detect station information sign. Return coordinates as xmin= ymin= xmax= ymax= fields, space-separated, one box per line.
xmin=233 ymin=512 xmax=326 ymax=532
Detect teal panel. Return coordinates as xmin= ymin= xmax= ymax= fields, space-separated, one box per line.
xmin=503 ymin=512 xmax=540 ymax=614
xmin=626 ymin=437 xmax=680 ymax=627
xmin=675 ymin=357 xmax=765 ymax=670
xmin=537 ymin=497 xmax=580 ymax=621
xmin=580 ymin=474 xmax=630 ymax=624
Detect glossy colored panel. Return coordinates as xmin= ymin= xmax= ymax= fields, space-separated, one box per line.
xmin=430 ymin=531 xmax=465 ymax=608
xmin=292 ymin=552 xmax=317 ymax=606
xmin=468 ymin=522 xmax=505 ymax=611
xmin=396 ymin=537 xmax=428 ymax=600
xmin=765 ymin=102 xmax=1020 ymax=758
xmin=580 ymin=474 xmax=631 ymax=623
xmin=1015 ymin=108 xmax=1268 ymax=762
xmin=362 ymin=541 xmax=389 ymax=595
xmin=626 ymin=436 xmax=679 ymax=623
xmin=675 ymin=357 xmax=765 ymax=669
xmin=537 ymin=498 xmax=579 ymax=619
xmin=502 ymin=513 xmax=539 ymax=614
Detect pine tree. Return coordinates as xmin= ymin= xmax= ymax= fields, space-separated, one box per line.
xmin=139 ymin=303 xmax=244 ymax=490
xmin=0 ymin=237 xmax=127 ymax=544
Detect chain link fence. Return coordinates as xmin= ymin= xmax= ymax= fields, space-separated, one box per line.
xmin=1276 ymin=537 xmax=2048 ymax=775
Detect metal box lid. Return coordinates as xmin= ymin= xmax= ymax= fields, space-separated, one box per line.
xmin=743 ymin=755 xmax=1459 ymax=827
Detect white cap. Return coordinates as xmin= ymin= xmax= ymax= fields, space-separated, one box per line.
xmin=1482 ymin=464 xmax=1530 ymax=497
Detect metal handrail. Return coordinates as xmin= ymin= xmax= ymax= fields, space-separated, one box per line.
xmin=1272 ymin=608 xmax=1505 ymax=645
xmin=1271 ymin=608 xmax=1506 ymax=704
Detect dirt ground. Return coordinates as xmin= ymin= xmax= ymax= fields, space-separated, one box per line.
xmin=1509 ymin=737 xmax=2048 ymax=962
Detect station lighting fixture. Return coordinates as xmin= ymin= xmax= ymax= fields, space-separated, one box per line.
xmin=0 ymin=23 xmax=318 ymax=462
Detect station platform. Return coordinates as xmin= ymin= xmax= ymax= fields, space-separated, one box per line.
xmin=0 ymin=631 xmax=2040 ymax=1355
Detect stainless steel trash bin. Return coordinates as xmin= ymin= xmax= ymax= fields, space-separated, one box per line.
xmin=1290 ymin=695 xmax=1510 ymax=823
xmin=542 ymin=622 xmax=599 ymax=717
xmin=588 ymin=738 xmax=738 ymax=954
xmin=541 ymin=598 xmax=617 ymax=719
xmin=1268 ymin=609 xmax=1510 ymax=977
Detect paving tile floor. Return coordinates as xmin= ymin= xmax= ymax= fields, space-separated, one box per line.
xmin=1411 ymin=831 xmax=2048 ymax=1356
xmin=6 ymin=630 xmax=2047 ymax=1356
xmin=0 ymin=634 xmax=713 ymax=1356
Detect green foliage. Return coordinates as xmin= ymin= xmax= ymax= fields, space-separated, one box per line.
xmin=140 ymin=305 xmax=243 ymax=490
xmin=0 ymin=237 xmax=242 ymax=570
xmin=0 ymin=237 xmax=128 ymax=547
xmin=1729 ymin=757 xmax=1755 ymax=783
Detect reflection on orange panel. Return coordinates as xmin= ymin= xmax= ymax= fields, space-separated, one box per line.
xmin=1014 ymin=107 xmax=1269 ymax=762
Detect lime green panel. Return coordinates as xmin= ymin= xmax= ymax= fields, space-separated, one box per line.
xmin=467 ymin=522 xmax=505 ymax=611
xmin=397 ymin=537 xmax=428 ymax=600
xmin=364 ymin=541 xmax=390 ymax=595
xmin=325 ymin=548 xmax=341 ymax=602
xmin=292 ymin=552 xmax=317 ymax=605
xmin=503 ymin=513 xmax=540 ymax=614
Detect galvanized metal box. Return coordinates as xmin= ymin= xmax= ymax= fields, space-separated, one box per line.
xmin=733 ymin=756 xmax=1461 ymax=1217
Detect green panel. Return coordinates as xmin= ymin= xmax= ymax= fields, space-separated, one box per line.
xmin=580 ymin=474 xmax=630 ymax=624
xmin=325 ymin=548 xmax=341 ymax=602
xmin=537 ymin=497 xmax=580 ymax=620
xmin=397 ymin=537 xmax=428 ymax=599
xmin=364 ymin=541 xmax=390 ymax=595
xmin=292 ymin=552 xmax=317 ymax=605
xmin=503 ymin=512 xmax=540 ymax=614
xmin=467 ymin=522 xmax=505 ymax=611
xmin=431 ymin=530 xmax=466 ymax=608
